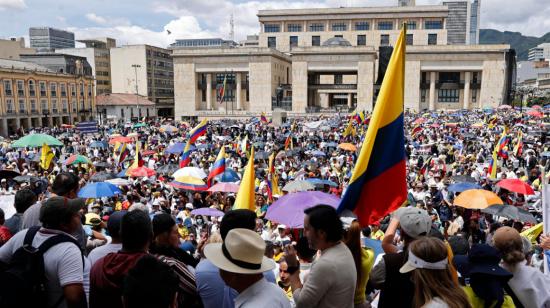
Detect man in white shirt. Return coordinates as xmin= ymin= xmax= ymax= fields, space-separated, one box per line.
xmin=0 ymin=196 xmax=87 ymax=308
xmin=88 ymin=211 xmax=126 ymax=266
xmin=204 ymin=228 xmax=290 ymax=308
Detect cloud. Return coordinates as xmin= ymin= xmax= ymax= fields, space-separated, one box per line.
xmin=0 ymin=0 xmax=26 ymax=10
xmin=85 ymin=13 xmax=107 ymax=25
xmin=68 ymin=16 xmax=215 ymax=47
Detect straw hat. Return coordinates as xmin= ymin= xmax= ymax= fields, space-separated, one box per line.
xmin=204 ymin=228 xmax=275 ymax=274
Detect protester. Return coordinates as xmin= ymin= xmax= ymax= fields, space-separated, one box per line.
xmin=122 ymin=255 xmax=179 ymax=308
xmin=204 ymin=228 xmax=290 ymax=308
xmin=89 ymin=210 xmax=151 ymax=308
xmin=289 ymin=205 xmax=357 ymax=308
xmin=0 ymin=196 xmax=87 ymax=308
xmin=492 ymin=226 xmax=550 ymax=307
xmin=88 ymin=210 xmax=126 ymax=266
xmin=4 ymin=188 xmax=36 ymax=235
xmin=399 ymin=237 xmax=471 ymax=308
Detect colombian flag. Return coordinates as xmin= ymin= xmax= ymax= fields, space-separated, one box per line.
xmin=284 ymin=135 xmax=292 ymax=150
xmin=179 ymin=141 xmax=193 ymax=168
xmin=488 ymin=150 xmax=498 ymax=179
xmin=354 ymin=110 xmax=366 ymax=125
xmin=188 ymin=119 xmax=208 ymax=144
xmin=260 ymin=112 xmax=268 ymax=124
xmin=233 ymin=147 xmax=255 ymax=211
xmin=513 ymin=131 xmax=523 ymax=156
xmin=496 ymin=127 xmax=510 ymax=158
xmin=207 ymin=147 xmax=226 ymax=186
xmin=337 ymin=26 xmax=407 ymax=226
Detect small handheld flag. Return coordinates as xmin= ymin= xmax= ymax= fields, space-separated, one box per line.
xmin=218 ymin=75 xmax=227 ymax=104
xmin=207 ymin=147 xmax=226 ymax=186
xmin=179 ymin=141 xmax=193 ymax=168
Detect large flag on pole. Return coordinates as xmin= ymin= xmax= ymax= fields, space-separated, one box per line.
xmin=188 ymin=119 xmax=208 ymax=144
xmin=179 ymin=141 xmax=193 ymax=168
xmin=233 ymin=147 xmax=256 ymax=211
xmin=337 ymin=25 xmax=408 ymax=226
xmin=40 ymin=143 xmax=55 ymax=170
xmin=218 ymin=75 xmax=227 ymax=104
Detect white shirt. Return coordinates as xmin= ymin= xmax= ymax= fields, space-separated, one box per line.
xmin=87 ymin=242 xmax=123 ymax=266
xmin=502 ymin=262 xmax=550 ymax=308
xmin=234 ymin=278 xmax=290 ymax=308
xmin=0 ymin=228 xmax=84 ymax=308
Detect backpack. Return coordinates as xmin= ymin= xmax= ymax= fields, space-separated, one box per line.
xmin=0 ymin=226 xmax=83 ymax=308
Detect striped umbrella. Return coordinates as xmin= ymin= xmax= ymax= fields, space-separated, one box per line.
xmin=64 ymin=154 xmax=91 ymax=165
xmin=169 ymin=176 xmax=208 ymax=191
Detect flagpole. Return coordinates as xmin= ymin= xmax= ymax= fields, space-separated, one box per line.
xmin=225 ymin=70 xmax=228 ymax=116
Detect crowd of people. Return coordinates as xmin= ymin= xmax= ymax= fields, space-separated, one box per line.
xmin=0 ymin=107 xmax=548 ymax=308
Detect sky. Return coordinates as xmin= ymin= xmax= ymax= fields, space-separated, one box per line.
xmin=0 ymin=0 xmax=548 ymax=48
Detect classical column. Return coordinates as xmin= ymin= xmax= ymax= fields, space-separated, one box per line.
xmin=463 ymin=71 xmax=471 ymax=110
xmin=0 ymin=118 xmax=8 ymax=137
xmin=37 ymin=117 xmax=43 ymax=127
xmin=26 ymin=118 xmax=31 ymax=129
xmin=236 ymin=72 xmax=242 ymax=110
xmin=429 ymin=72 xmax=436 ymax=111
xmin=206 ymin=73 xmax=212 ymax=110
xmin=347 ymin=93 xmax=353 ymax=108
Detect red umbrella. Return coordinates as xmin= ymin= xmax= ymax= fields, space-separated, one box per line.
xmin=531 ymin=105 xmax=542 ymax=110
xmin=207 ymin=182 xmax=240 ymax=193
xmin=142 ymin=150 xmax=156 ymax=156
xmin=413 ymin=118 xmax=426 ymax=125
xmin=496 ymin=179 xmax=535 ymax=195
xmin=430 ymin=123 xmax=440 ymax=128
xmin=526 ymin=110 xmax=543 ymax=118
xmin=109 ymin=136 xmax=134 ymax=144
xmin=127 ymin=166 xmax=156 ymax=177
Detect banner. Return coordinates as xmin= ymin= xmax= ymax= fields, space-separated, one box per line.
xmin=77 ymin=121 xmax=98 ymax=134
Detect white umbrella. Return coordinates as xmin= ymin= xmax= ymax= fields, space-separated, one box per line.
xmin=172 ymin=167 xmax=207 ymax=179
xmin=106 ymin=178 xmax=132 ymax=186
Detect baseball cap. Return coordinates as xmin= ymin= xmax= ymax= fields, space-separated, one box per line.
xmin=107 ymin=210 xmax=127 ymax=237
xmin=393 ymin=207 xmax=431 ymax=239
xmin=39 ymin=196 xmax=86 ymax=227
xmin=185 ymin=203 xmax=194 ymax=210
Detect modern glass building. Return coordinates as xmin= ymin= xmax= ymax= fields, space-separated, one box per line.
xmin=29 ymin=27 xmax=75 ymax=50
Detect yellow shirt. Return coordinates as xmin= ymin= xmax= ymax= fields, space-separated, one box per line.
xmin=355 ymin=248 xmax=375 ymax=305
xmin=177 ymin=225 xmax=189 ymax=239
xmin=462 ymin=286 xmax=515 ymax=308
xmin=371 ymin=230 xmax=385 ymax=241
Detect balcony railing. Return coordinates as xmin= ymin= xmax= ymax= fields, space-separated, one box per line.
xmin=19 ymin=110 xmax=27 ymax=115
xmin=31 ymin=109 xmax=38 ymax=115
xmin=308 ymin=83 xmax=357 ymax=90
xmin=6 ymin=109 xmax=14 ymax=114
xmin=42 ymin=110 xmax=50 ymax=115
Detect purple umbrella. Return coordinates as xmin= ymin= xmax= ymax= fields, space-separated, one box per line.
xmin=265 ymin=191 xmax=341 ymax=228
xmin=191 ymin=207 xmax=224 ymax=217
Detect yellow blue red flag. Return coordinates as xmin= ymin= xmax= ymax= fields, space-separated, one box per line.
xmin=337 ymin=26 xmax=408 ymax=226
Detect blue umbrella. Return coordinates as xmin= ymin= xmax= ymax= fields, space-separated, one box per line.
xmin=216 ymin=169 xmax=240 ymax=182
xmin=90 ymin=141 xmax=109 ymax=149
xmin=78 ymin=182 xmax=122 ymax=198
xmin=448 ymin=182 xmax=481 ymax=193
xmin=323 ymin=142 xmax=338 ymax=148
xmin=165 ymin=142 xmax=186 ymax=154
xmin=307 ymin=178 xmax=338 ymax=187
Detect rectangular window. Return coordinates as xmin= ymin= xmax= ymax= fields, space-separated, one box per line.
xmin=70 ymin=84 xmax=76 ymax=96
xmin=425 ymin=20 xmax=443 ymax=29
xmin=428 ymin=33 xmax=437 ymax=45
xmin=40 ymin=99 xmax=47 ymax=112
xmin=267 ymin=37 xmax=276 ymax=48
xmin=438 ymin=89 xmax=459 ymax=102
xmin=201 ymin=89 xmax=206 ymax=102
xmin=88 ymin=85 xmax=92 ymax=97
xmin=472 ymin=72 xmax=479 ymax=83
xmin=80 ymin=83 xmax=84 ymax=96
xmin=287 ymin=24 xmax=302 ymax=32
xmin=29 ymin=80 xmax=35 ymax=97
xmin=52 ymin=99 xmax=58 ymax=113
xmin=17 ymin=80 xmax=24 ymax=96
xmin=60 ymin=83 xmax=67 ymax=97
xmin=6 ymin=99 xmax=14 ymax=113
xmin=72 ymin=99 xmax=77 ymax=112
xmin=402 ymin=21 xmax=416 ymax=30
xmin=50 ymin=82 xmax=57 ymax=97
xmin=62 ymin=99 xmax=68 ymax=113
xmin=30 ymin=99 xmax=37 ymax=113
xmin=472 ymin=89 xmax=477 ymax=103
xmin=289 ymin=36 xmax=298 ymax=48
xmin=406 ymin=34 xmax=413 ymax=45
xmin=334 ymin=74 xmax=343 ymax=84
xmin=4 ymin=80 xmax=12 ymax=96
xmin=380 ymin=34 xmax=390 ymax=46
xmin=312 ymin=36 xmax=320 ymax=46
xmin=309 ymin=23 xmax=324 ymax=32
xmin=331 ymin=22 xmax=347 ymax=31
xmin=439 ymin=72 xmax=460 ymax=83
xmin=421 ymin=89 xmax=426 ymax=102
xmin=121 ymin=108 xmax=125 ymax=118
xmin=264 ymin=24 xmax=280 ymax=33
xmin=18 ymin=99 xmax=25 ymax=112
xmin=357 ymin=35 xmax=366 ymax=46
xmin=355 ymin=21 xmax=369 ymax=31
xmin=39 ymin=81 xmax=46 ymax=96
xmin=378 ymin=21 xmax=393 ymax=30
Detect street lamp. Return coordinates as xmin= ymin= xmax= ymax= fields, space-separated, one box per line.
xmin=132 ymin=64 xmax=141 ymax=121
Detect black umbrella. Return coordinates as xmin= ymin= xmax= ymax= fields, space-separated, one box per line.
xmin=0 ymin=169 xmax=20 ymax=180
xmin=13 ymin=175 xmax=39 ymax=183
xmin=481 ymin=205 xmax=537 ymax=223
xmin=255 ymin=151 xmax=270 ymax=160
xmin=93 ymin=162 xmax=111 ymax=168
xmin=157 ymin=164 xmax=180 ymax=175
xmin=89 ymin=172 xmax=116 ymax=182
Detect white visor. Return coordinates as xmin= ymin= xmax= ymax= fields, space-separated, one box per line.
xmin=399 ymin=251 xmax=448 ymax=273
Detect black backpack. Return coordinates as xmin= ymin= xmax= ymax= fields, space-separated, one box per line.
xmin=0 ymin=226 xmax=83 ymax=308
